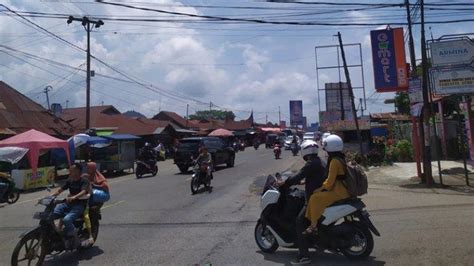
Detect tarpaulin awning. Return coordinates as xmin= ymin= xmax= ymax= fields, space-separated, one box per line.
xmin=0 ymin=147 xmax=29 ymax=164
xmin=208 ymin=128 xmax=234 ymax=137
xmin=0 ymin=129 xmax=70 ymax=175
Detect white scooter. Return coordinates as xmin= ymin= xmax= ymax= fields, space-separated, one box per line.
xmin=254 ymin=175 xmax=380 ymax=259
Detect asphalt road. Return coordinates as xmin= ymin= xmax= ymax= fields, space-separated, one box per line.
xmin=1 ymin=147 xmax=473 ymax=265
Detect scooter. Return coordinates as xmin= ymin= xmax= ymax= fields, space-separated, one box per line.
xmin=0 ymin=174 xmax=20 ymax=204
xmin=135 ymin=159 xmax=158 ymax=179
xmin=254 ymin=175 xmax=380 ymax=259
xmin=190 ymin=162 xmax=212 ymax=194
xmin=291 ymin=143 xmax=299 ymax=156
xmin=273 ymin=145 xmax=281 ymax=159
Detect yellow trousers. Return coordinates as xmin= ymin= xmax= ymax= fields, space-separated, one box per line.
xmin=83 ymin=207 xmax=92 ymax=235
xmin=305 ymin=191 xmax=348 ymax=227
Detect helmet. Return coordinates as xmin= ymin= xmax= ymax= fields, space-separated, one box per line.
xmin=300 ymin=140 xmax=319 ymax=159
xmin=145 ymin=142 xmax=151 ymax=147
xmin=323 ymin=134 xmax=343 ymax=152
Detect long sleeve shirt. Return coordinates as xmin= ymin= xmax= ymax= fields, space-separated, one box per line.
xmin=320 ymin=158 xmax=350 ymax=198
xmin=285 ymin=157 xmax=326 ymax=201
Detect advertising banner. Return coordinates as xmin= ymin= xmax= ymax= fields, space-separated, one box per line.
xmin=11 ymin=166 xmax=55 ymax=190
xmin=408 ymin=77 xmax=423 ymax=104
xmin=325 ymin=82 xmax=352 ymax=116
xmin=430 ymin=39 xmax=474 ymax=67
xmin=289 ymin=100 xmax=303 ymax=126
xmin=371 ymin=28 xmax=408 ymax=92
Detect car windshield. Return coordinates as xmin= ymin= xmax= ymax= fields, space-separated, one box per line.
xmin=178 ymin=141 xmax=200 ymax=151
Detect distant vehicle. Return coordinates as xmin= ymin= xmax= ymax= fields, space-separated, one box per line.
xmin=302 ymin=132 xmax=316 ymax=141
xmin=174 ymin=137 xmax=236 ymax=173
xmin=265 ymin=134 xmax=278 ymax=148
xmin=283 ymin=136 xmax=300 ymax=150
xmin=321 ymin=132 xmax=331 ymax=144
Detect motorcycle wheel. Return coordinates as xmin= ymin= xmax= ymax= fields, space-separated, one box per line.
xmin=227 ymin=155 xmax=235 ymax=168
xmin=178 ymin=165 xmax=188 ymax=173
xmin=135 ymin=166 xmax=143 ymax=179
xmin=190 ymin=176 xmax=200 ymax=195
xmin=11 ymin=228 xmax=46 ymax=266
xmin=254 ymin=220 xmax=279 ymax=253
xmin=152 ymin=165 xmax=158 ymax=176
xmin=340 ymin=222 xmax=374 ymax=260
xmin=7 ymin=191 xmax=20 ymax=204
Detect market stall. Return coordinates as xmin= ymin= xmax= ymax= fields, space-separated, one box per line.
xmin=0 ymin=129 xmax=70 ymax=190
xmin=94 ymin=134 xmax=140 ymax=173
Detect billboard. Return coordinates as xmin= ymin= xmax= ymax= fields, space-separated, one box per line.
xmin=289 ymin=100 xmax=303 ymax=126
xmin=371 ymin=27 xmax=408 ymax=92
xmin=325 ymin=82 xmax=352 ymax=119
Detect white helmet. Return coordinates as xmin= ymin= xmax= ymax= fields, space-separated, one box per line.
xmin=300 ymin=140 xmax=319 ymax=159
xmin=323 ymin=134 xmax=343 ymax=152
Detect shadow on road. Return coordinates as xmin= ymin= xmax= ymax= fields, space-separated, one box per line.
xmin=399 ymin=183 xmax=474 ymax=195
xmin=43 ymin=246 xmax=104 ymax=266
xmin=256 ymin=250 xmax=386 ymax=265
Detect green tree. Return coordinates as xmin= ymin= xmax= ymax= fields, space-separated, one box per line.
xmin=189 ymin=110 xmax=236 ymax=121
xmin=394 ymin=91 xmax=410 ymax=115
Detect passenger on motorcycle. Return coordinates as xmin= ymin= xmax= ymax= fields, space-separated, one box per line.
xmin=304 ymin=135 xmax=350 ymax=236
xmin=51 ymin=163 xmax=90 ymax=237
xmin=275 ymin=140 xmax=326 ymax=265
xmin=83 ymin=162 xmax=110 ymax=246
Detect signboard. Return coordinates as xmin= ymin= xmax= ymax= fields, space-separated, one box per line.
xmin=408 ymin=77 xmax=423 ymax=104
xmin=370 ymin=27 xmax=408 ymax=92
xmin=289 ymin=100 xmax=303 ymax=126
xmin=325 ymin=83 xmax=352 ymax=117
xmin=410 ymin=103 xmax=423 ymax=117
xmin=11 ymin=166 xmax=55 ymax=190
xmin=431 ymin=66 xmax=474 ymax=95
xmin=319 ymin=111 xmax=370 ymax=131
xmin=430 ymin=39 xmax=474 ymax=67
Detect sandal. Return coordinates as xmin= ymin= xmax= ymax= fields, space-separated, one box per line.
xmin=302 ymin=225 xmax=317 ymax=236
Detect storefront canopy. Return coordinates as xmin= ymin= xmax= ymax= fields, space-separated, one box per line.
xmin=0 ymin=147 xmax=29 ymax=164
xmin=0 ymin=129 xmax=70 ymax=175
xmin=208 ymin=128 xmax=234 ymax=137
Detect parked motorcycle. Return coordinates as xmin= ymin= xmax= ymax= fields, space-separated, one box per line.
xmin=273 ymin=145 xmax=281 ymax=159
xmin=135 ymin=159 xmax=158 ymax=179
xmin=0 ymin=174 xmax=20 ymax=204
xmin=11 ymin=194 xmax=102 ymax=266
xmin=190 ymin=162 xmax=212 ymax=194
xmin=291 ymin=143 xmax=299 ymax=156
xmin=254 ymin=175 xmax=380 ymax=259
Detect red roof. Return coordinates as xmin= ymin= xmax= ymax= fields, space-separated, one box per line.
xmin=62 ymin=106 xmax=170 ymax=136
xmin=0 ymin=81 xmax=75 ymax=137
xmin=152 ymin=111 xmax=198 ymax=129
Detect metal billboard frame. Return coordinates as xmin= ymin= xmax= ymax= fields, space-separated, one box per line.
xmin=315 ymin=43 xmax=367 ymax=116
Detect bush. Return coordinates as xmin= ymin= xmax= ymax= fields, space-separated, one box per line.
xmin=395 ymin=139 xmax=413 ymax=162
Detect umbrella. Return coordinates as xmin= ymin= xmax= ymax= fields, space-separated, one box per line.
xmin=208 ymin=128 xmax=234 ymax=137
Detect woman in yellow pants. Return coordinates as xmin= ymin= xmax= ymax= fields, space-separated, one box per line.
xmin=304 ymin=134 xmax=350 ymax=235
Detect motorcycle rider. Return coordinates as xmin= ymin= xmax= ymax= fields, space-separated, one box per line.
xmin=194 ymin=146 xmax=213 ymax=180
xmin=276 ymin=140 xmax=326 ymax=265
xmin=51 ymin=163 xmax=90 ymax=239
xmin=139 ymin=142 xmax=157 ymax=169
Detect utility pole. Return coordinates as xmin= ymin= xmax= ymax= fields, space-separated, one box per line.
xmin=66 ymin=100 xmax=69 ymax=109
xmin=43 ymin=85 xmax=52 ymax=110
xmin=209 ymin=102 xmax=212 ymax=112
xmin=360 ymin=98 xmax=364 ymax=117
xmin=265 ymin=113 xmax=268 ymax=124
xmin=406 ymin=0 xmax=417 ymax=74
xmin=186 ymin=104 xmax=189 ymax=128
xmin=337 ymin=32 xmax=363 ymax=154
xmin=67 ymin=16 xmax=104 ymax=130
xmin=420 ymin=0 xmax=434 ymax=185
xmin=278 ymin=106 xmax=281 ymax=126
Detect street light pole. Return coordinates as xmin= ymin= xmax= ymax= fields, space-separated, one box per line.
xmin=67 ymin=16 xmax=104 ymax=130
xmin=43 ymin=85 xmax=52 ymax=110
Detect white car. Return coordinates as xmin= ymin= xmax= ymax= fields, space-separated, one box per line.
xmin=284 ymin=136 xmax=300 ymax=150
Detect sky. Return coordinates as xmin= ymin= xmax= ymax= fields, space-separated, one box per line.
xmin=0 ymin=0 xmax=473 ymax=124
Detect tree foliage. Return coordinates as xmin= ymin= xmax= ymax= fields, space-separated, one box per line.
xmin=394 ymin=92 xmax=410 ymax=115
xmin=189 ymin=110 xmax=236 ymax=121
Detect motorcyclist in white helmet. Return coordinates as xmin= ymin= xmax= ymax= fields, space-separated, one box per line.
xmin=276 ymin=140 xmax=326 ymax=265
xmin=304 ymin=134 xmax=350 ymax=238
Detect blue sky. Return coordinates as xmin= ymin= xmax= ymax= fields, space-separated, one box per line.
xmin=0 ymin=0 xmax=473 ymax=124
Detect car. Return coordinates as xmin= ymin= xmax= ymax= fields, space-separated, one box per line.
xmin=284 ymin=135 xmax=300 ymax=150
xmin=265 ymin=134 xmax=282 ymax=148
xmin=174 ymin=137 xmax=236 ymax=173
xmin=302 ymin=132 xmax=316 ymax=141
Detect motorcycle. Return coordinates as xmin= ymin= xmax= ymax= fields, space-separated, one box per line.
xmin=273 ymin=145 xmax=281 ymax=159
xmin=0 ymin=174 xmax=20 ymax=204
xmin=135 ymin=159 xmax=158 ymax=179
xmin=291 ymin=143 xmax=299 ymax=156
xmin=254 ymin=175 xmax=380 ymax=259
xmin=190 ymin=161 xmax=212 ymax=194
xmin=232 ymin=142 xmax=240 ymax=153
xmin=11 ymin=194 xmax=102 ymax=266
xmin=239 ymin=142 xmax=246 ymax=151
xmin=253 ymin=142 xmax=259 ymax=150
